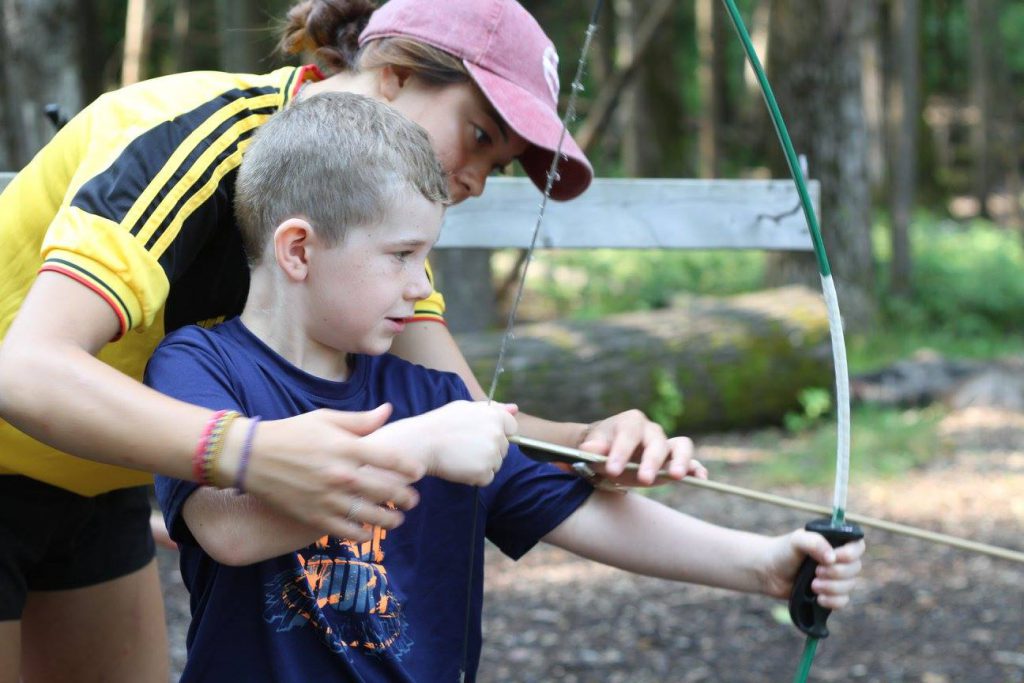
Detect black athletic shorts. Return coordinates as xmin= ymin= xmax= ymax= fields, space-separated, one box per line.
xmin=0 ymin=475 xmax=155 ymax=620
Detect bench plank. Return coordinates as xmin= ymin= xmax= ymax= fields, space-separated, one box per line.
xmin=0 ymin=173 xmax=817 ymax=251
xmin=438 ymin=177 xmax=816 ymax=251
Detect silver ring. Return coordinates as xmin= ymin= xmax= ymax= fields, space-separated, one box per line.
xmin=572 ymin=462 xmax=599 ymax=481
xmin=346 ymin=496 xmax=364 ymax=521
xmin=572 ymin=462 xmax=628 ymax=494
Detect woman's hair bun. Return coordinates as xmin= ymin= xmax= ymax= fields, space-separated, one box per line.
xmin=278 ymin=0 xmax=378 ymax=72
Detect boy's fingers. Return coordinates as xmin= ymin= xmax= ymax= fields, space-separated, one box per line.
xmin=812 ymin=575 xmax=859 ymax=597
xmin=814 ymin=592 xmax=851 ymax=611
xmin=834 ymin=538 xmax=867 ymax=562
xmin=793 ymin=530 xmax=838 ymax=565
xmin=817 ymin=555 xmax=863 ymax=581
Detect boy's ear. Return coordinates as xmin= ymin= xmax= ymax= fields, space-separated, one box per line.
xmin=272 ymin=218 xmax=314 ymax=281
xmin=377 ymin=64 xmax=413 ymax=103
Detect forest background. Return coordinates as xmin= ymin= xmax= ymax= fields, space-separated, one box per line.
xmin=3 ymin=2 xmax=1023 ymax=680
xmin=6 ymin=0 xmax=1022 ymax=474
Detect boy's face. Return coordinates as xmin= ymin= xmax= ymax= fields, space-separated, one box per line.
xmin=306 ymin=189 xmax=443 ymax=356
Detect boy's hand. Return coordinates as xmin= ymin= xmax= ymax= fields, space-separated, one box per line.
xmin=368 ymin=400 xmax=518 ymax=487
xmin=578 ymin=409 xmax=698 ymax=485
xmin=761 ymin=530 xmax=866 ymax=610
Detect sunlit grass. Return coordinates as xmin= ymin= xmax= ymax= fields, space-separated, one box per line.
xmin=748 ymin=404 xmax=947 ymax=486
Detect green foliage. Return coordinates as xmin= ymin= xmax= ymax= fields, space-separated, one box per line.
xmin=754 ymin=405 xmax=946 ymax=486
xmin=528 ymin=249 xmax=765 ymax=319
xmin=782 ymin=387 xmax=832 ymax=433
xmin=647 ymin=367 xmax=684 ymax=433
xmin=1000 ymin=4 xmax=1024 ymax=74
xmin=849 ymin=213 xmax=1024 ymax=372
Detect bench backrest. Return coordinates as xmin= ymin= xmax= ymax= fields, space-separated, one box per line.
xmin=0 ymin=172 xmax=817 ymax=252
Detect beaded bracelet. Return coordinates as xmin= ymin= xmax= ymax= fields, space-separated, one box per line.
xmin=233 ymin=416 xmax=261 ymax=493
xmin=192 ymin=410 xmax=228 ymax=485
xmin=193 ymin=410 xmax=241 ymax=487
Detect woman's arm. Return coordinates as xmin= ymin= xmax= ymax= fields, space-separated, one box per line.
xmin=182 ymin=401 xmax=518 ymax=565
xmin=543 ymin=491 xmax=864 ymax=608
xmin=0 ymin=272 xmax=423 ymax=537
xmin=391 ymin=320 xmax=696 ymax=484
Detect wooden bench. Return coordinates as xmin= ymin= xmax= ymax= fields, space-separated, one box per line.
xmin=0 ymin=173 xmax=817 ymax=251
xmin=0 ymin=171 xmax=824 ymax=431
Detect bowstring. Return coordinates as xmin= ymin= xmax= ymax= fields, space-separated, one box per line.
xmin=457 ymin=2 xmax=605 ymax=680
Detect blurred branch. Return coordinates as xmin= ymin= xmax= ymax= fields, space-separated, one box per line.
xmin=575 ymin=0 xmax=675 ymax=153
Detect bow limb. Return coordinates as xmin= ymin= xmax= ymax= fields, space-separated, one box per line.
xmin=717 ymin=1 xmax=861 ymax=680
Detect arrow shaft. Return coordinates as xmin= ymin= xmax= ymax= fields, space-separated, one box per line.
xmin=510 ymin=435 xmax=1024 ymax=564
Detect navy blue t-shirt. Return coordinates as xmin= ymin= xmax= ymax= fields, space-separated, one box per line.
xmin=147 ymin=318 xmax=592 ymax=683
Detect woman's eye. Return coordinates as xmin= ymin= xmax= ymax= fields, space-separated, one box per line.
xmin=474 ymin=126 xmax=492 ymax=146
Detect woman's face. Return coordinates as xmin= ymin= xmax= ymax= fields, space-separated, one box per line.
xmin=383 ymin=75 xmax=528 ymax=205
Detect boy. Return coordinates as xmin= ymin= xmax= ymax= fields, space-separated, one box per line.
xmin=150 ymin=92 xmax=864 ymax=682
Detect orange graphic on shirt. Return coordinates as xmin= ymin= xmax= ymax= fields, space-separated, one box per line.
xmin=263 ymin=517 xmax=411 ymax=657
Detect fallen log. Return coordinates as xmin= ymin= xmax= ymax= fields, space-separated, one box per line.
xmin=455 ymin=285 xmax=831 ymax=433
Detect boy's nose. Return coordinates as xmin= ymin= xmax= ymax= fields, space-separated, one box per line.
xmin=407 ymin=267 xmax=433 ymax=301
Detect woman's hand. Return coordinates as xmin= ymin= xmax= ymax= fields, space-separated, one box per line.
xmin=577 ymin=409 xmax=703 ymax=486
xmin=238 ymin=404 xmax=427 ymax=540
xmin=366 ymin=400 xmax=518 ymax=487
xmin=760 ymin=530 xmax=866 ymax=610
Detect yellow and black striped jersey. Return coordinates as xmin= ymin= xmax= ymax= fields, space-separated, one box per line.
xmin=0 ymin=66 xmax=446 ymax=495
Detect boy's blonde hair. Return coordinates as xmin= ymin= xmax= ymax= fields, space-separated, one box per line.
xmin=235 ymin=91 xmax=449 ymax=263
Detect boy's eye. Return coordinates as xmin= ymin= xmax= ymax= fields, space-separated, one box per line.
xmin=394 ymin=251 xmax=414 ymax=262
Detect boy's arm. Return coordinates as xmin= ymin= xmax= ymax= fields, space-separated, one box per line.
xmin=179 ymin=400 xmax=518 ymax=566
xmin=543 ymin=491 xmax=864 ymax=609
xmin=182 ymin=488 xmax=327 ymax=566
xmin=391 ymin=320 xmax=696 ymax=485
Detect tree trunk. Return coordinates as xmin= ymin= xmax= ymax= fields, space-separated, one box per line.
xmin=696 ymin=0 xmax=721 ymax=179
xmin=763 ymin=0 xmax=876 ymax=330
xmin=456 ymin=286 xmax=831 ymax=434
xmin=122 ymin=0 xmax=150 ymax=85
xmin=965 ymin=0 xmax=995 ymax=216
xmin=0 ymin=0 xmax=83 ymax=169
xmin=575 ymin=0 xmax=675 ymax=154
xmin=614 ymin=0 xmax=686 ymax=176
xmin=170 ymin=0 xmax=193 ymax=73
xmin=429 ymin=250 xmax=497 ymax=334
xmin=216 ymin=0 xmax=262 ymax=72
xmin=887 ymin=0 xmax=919 ymax=296
xmin=861 ymin=0 xmax=886 ymax=194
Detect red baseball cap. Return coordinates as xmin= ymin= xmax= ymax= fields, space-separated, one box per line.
xmin=360 ymin=0 xmax=593 ymax=201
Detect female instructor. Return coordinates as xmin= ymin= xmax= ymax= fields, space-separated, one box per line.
xmin=0 ymin=0 xmax=695 ymax=680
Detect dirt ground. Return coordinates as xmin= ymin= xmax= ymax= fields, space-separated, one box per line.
xmin=158 ymin=405 xmax=1024 ymax=682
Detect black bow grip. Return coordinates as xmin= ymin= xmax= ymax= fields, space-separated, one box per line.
xmin=788 ymin=517 xmax=864 ymax=639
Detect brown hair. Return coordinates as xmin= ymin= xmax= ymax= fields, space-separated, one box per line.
xmin=234 ymin=91 xmax=450 ymax=264
xmin=277 ymin=0 xmax=470 ymax=84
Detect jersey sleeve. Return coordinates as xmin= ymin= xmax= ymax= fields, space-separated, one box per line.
xmin=38 ymin=77 xmax=280 ymax=336
xmin=412 ymin=258 xmax=446 ymax=324
xmin=145 ymin=329 xmax=246 ymax=546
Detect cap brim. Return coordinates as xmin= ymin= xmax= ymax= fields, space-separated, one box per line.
xmin=465 ymin=62 xmax=593 ymax=201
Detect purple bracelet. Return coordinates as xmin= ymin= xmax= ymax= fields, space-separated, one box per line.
xmin=234 ymin=416 xmax=261 ymax=493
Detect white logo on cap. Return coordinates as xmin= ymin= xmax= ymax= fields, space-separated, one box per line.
xmin=542 ymin=46 xmax=560 ymax=105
